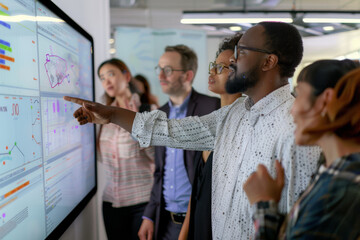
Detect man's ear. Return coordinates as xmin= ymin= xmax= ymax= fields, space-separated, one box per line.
xmin=184 ymin=70 xmax=194 ymax=84
xmin=262 ymin=54 xmax=278 ymax=72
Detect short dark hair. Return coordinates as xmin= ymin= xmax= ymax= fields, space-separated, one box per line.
xmin=258 ymin=21 xmax=303 ymax=78
xmin=165 ymin=45 xmax=198 ymax=80
xmin=216 ymin=32 xmax=243 ymax=59
xmin=297 ymin=59 xmax=358 ymax=98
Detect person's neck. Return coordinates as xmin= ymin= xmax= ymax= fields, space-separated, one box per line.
xmin=245 ymin=75 xmax=288 ymax=104
xmin=317 ymin=132 xmax=360 ymax=167
xmin=115 ymin=89 xmax=132 ymax=107
xmin=220 ymin=93 xmax=242 ymax=107
xmin=169 ymin=88 xmax=192 ymax=106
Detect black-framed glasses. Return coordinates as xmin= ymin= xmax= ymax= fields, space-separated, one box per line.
xmin=209 ymin=62 xmax=229 ymax=75
xmin=155 ymin=65 xmax=185 ymax=77
xmin=234 ymin=45 xmax=273 ymax=60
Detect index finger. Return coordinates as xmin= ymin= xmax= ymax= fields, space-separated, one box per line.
xmin=63 ymin=96 xmax=93 ymax=106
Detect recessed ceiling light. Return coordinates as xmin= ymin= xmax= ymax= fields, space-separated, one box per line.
xmin=109 ymin=38 xmax=115 ymax=44
xmin=323 ymin=26 xmax=335 ymax=31
xmin=304 ymin=18 xmax=360 ymax=23
xmin=229 ymin=26 xmax=242 ymax=31
xmin=109 ymin=48 xmax=116 ymax=54
xmin=180 ymin=18 xmax=293 ymax=24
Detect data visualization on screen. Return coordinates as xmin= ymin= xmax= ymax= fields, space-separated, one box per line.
xmin=0 ymin=0 xmax=39 ymax=96
xmin=0 ymin=96 xmax=42 ymax=175
xmin=0 ymin=0 xmax=96 ymax=239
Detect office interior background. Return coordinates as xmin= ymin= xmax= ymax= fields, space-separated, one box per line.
xmin=51 ymin=0 xmax=360 ymax=239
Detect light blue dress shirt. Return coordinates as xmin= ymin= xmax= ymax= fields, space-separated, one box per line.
xmin=163 ymin=93 xmax=192 ymax=213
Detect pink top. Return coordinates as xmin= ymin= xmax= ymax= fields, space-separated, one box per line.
xmin=99 ymin=94 xmax=155 ymax=207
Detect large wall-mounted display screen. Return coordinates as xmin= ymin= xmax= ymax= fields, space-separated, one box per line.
xmin=0 ymin=0 xmax=96 ymax=239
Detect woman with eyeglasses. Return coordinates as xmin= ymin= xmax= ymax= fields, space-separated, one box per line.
xmin=243 ymin=59 xmax=360 ymax=239
xmin=97 ymin=58 xmax=155 ymax=240
xmin=178 ymin=33 xmax=243 ymax=240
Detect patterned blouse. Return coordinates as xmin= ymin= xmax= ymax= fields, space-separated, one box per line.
xmin=132 ymin=85 xmax=321 ymax=239
xmin=253 ymin=153 xmax=360 ymax=239
xmin=100 ymin=95 xmax=155 ymax=208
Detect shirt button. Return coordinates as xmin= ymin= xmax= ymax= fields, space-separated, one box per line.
xmin=170 ymin=185 xmax=173 ymax=189
xmin=171 ymin=150 xmax=175 ymax=153
xmin=170 ymin=168 xmax=174 ymax=172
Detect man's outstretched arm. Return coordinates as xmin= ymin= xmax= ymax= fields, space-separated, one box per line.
xmin=63 ymin=96 xmax=136 ymax=132
xmin=65 ymin=96 xmax=223 ymax=151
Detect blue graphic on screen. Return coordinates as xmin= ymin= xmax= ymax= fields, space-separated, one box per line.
xmin=0 ymin=0 xmax=95 ymax=239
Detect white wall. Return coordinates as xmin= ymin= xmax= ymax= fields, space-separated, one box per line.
xmin=111 ymin=8 xmax=218 ymax=99
xmin=50 ymin=0 xmax=110 ymax=239
xmin=293 ymin=29 xmax=360 ymax=83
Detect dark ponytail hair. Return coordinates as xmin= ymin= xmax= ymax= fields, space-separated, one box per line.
xmin=298 ymin=59 xmax=360 ymax=139
xmin=297 ymin=59 xmax=358 ymax=101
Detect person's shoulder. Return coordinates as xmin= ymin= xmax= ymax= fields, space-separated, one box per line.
xmin=191 ymin=90 xmax=220 ymax=109
xmin=195 ymin=91 xmax=220 ymax=102
xmin=318 ymin=155 xmax=360 ymax=199
xmin=158 ymin=102 xmax=169 ymax=111
xmin=270 ymin=97 xmax=296 ymax=131
xmin=338 ymin=153 xmax=360 ymax=180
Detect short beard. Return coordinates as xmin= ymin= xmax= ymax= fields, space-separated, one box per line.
xmin=226 ymin=64 xmax=260 ymax=94
xmin=162 ymin=74 xmax=186 ymax=95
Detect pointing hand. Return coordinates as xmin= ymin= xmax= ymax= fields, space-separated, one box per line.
xmin=63 ymin=96 xmax=114 ymax=125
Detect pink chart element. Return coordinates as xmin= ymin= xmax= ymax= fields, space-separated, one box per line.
xmin=44 ymin=54 xmax=70 ymax=88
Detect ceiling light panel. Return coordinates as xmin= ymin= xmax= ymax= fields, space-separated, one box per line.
xmin=181 ymin=12 xmax=293 ymax=24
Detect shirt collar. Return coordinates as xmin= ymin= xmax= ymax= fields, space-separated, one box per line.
xmin=244 ymin=84 xmax=293 ymax=115
xmin=243 ymin=85 xmax=293 ymax=126
xmin=168 ymin=90 xmax=192 ymax=111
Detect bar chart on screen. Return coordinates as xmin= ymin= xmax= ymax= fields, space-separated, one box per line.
xmin=41 ymin=97 xmax=81 ymax=161
xmin=0 ymin=0 xmax=39 ymax=96
xmin=0 ymin=168 xmax=46 ymax=240
xmin=0 ymin=2 xmax=13 ymax=72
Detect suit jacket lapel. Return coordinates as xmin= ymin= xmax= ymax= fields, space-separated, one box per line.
xmin=186 ymin=88 xmax=198 ymax=117
xmin=158 ymin=104 xmax=170 ymax=171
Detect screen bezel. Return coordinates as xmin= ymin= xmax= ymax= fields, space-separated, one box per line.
xmin=35 ymin=0 xmax=98 ymax=239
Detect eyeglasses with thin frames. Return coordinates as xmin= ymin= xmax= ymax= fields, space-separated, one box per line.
xmin=155 ymin=65 xmax=185 ymax=77
xmin=234 ymin=45 xmax=273 ymax=61
xmin=208 ymin=62 xmax=229 ymax=75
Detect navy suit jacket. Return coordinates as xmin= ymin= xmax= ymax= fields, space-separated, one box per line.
xmin=142 ymin=89 xmax=220 ymax=239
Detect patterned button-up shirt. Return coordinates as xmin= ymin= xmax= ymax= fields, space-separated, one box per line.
xmin=132 ymin=85 xmax=321 ymax=239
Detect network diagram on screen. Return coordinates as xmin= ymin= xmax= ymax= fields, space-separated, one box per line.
xmin=0 ymin=0 xmax=96 ymax=239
